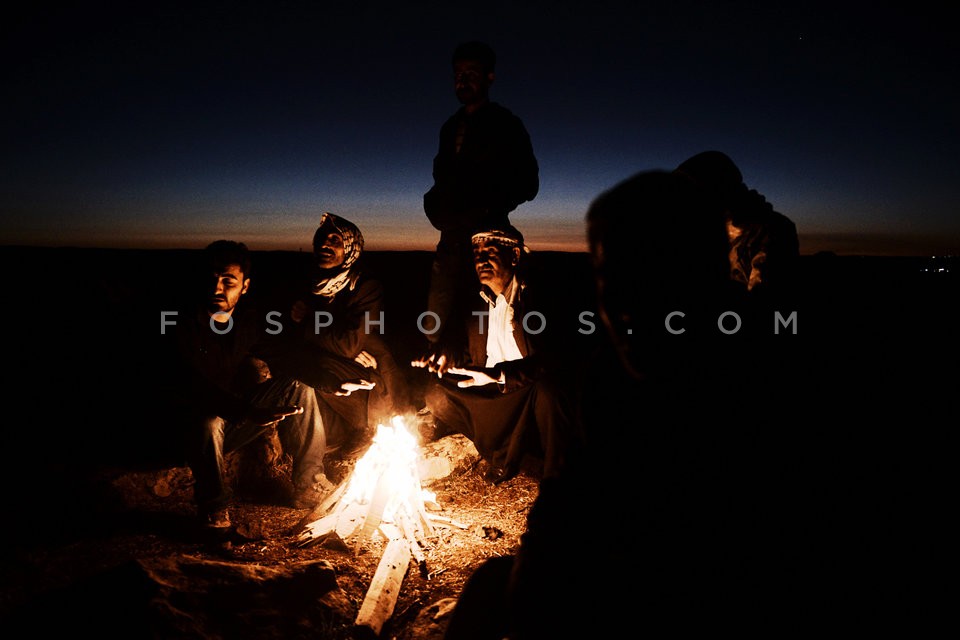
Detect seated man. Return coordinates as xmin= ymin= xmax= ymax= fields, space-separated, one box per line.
xmin=271 ymin=212 xmax=415 ymax=453
xmin=164 ymin=240 xmax=333 ymax=530
xmin=412 ymin=225 xmax=580 ymax=484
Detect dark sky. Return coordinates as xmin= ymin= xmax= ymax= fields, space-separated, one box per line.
xmin=2 ymin=1 xmax=957 ymax=255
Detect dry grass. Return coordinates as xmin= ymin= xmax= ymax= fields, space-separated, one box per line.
xmin=1 ymin=446 xmax=540 ymax=639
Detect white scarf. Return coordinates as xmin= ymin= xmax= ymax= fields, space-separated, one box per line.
xmin=481 ymin=279 xmax=524 ymax=367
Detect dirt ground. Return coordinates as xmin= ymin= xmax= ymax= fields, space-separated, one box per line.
xmin=2 ymin=249 xmax=953 ymax=637
xmin=0 ymin=438 xmax=540 ymax=639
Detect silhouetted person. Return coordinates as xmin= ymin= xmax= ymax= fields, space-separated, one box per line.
xmin=675 ymin=150 xmax=799 ymax=302
xmin=422 ymin=40 xmax=539 ymax=356
xmin=444 ymin=170 xmax=912 ymax=638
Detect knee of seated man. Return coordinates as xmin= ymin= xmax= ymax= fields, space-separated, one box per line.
xmin=286 ymin=378 xmax=318 ymax=406
xmin=199 ymin=415 xmax=227 ymax=437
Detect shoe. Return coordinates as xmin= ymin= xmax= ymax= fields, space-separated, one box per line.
xmin=291 ymin=474 xmax=336 ymax=509
xmin=483 ymin=465 xmax=515 ymax=486
xmin=415 ymin=408 xmax=440 ymax=441
xmin=314 ymin=472 xmax=336 ymax=492
xmin=291 ymin=491 xmax=321 ymax=510
xmin=201 ymin=508 xmax=231 ymax=529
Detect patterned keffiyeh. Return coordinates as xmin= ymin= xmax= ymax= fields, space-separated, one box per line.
xmin=312 ymin=212 xmax=364 ymax=298
xmin=470 ymin=225 xmax=530 ymax=254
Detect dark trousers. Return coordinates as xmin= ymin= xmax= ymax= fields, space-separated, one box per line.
xmin=443 ymin=556 xmax=512 ymax=640
xmin=424 ymin=373 xmax=578 ymax=479
xmin=424 ymin=234 xmax=475 ymax=345
xmin=316 ymin=388 xmax=370 ymax=448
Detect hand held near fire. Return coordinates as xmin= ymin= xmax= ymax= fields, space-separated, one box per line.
xmin=411 ymin=353 xmax=451 ymax=377
xmin=447 ymin=366 xmax=500 ymax=388
xmin=335 ymin=379 xmax=376 ymax=396
xmin=354 ymin=350 xmax=378 ymax=369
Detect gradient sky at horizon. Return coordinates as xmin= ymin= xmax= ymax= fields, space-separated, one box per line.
xmin=2 ymin=2 xmax=957 ymax=256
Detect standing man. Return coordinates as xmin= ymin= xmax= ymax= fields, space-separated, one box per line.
xmin=422 ymin=40 xmax=539 ymax=354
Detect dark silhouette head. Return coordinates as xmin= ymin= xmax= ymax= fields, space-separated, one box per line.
xmin=452 ymin=41 xmax=496 ymax=110
xmin=674 ymin=150 xmax=745 ymax=205
xmin=452 ymin=41 xmax=496 ymax=73
xmin=586 ymin=170 xmax=731 ymax=380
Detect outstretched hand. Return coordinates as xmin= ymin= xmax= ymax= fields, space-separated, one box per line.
xmin=247 ymin=405 xmax=304 ymax=426
xmin=411 ymin=352 xmax=452 ymax=377
xmin=334 ymin=379 xmax=376 ymax=396
xmin=446 ymin=366 xmax=500 ymax=388
xmin=354 ymin=350 xmax=378 ymax=369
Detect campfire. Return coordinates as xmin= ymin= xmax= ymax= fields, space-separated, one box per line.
xmin=295 ymin=415 xmax=465 ymax=634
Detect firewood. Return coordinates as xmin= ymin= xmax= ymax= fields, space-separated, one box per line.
xmin=293 ymin=480 xmax=348 ymax=532
xmin=354 ymin=538 xmax=411 ymax=635
xmin=426 ymin=514 xmax=469 ymax=529
xmin=358 ymin=476 xmax=391 ymax=540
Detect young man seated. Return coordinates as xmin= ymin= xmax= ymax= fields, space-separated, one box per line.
xmin=164 ymin=240 xmax=334 ymax=530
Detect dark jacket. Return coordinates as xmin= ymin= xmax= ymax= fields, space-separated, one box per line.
xmin=170 ymin=305 xmax=267 ymax=423
xmin=447 ymin=271 xmax=580 ymax=393
xmin=424 ymin=102 xmax=539 ymax=236
xmin=268 ymin=273 xmax=412 ymax=413
xmin=728 ymin=188 xmax=800 ymax=296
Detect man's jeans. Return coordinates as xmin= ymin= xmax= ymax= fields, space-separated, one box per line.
xmin=187 ymin=377 xmax=325 ymax=514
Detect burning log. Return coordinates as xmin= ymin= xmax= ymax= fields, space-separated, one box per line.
xmin=294 ymin=416 xmax=441 ymax=631
xmin=296 ymin=416 xmax=435 ymax=548
xmin=354 ymin=537 xmax=411 ymax=635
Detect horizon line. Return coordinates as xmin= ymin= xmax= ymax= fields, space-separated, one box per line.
xmin=1 ymin=243 xmax=956 ymax=259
